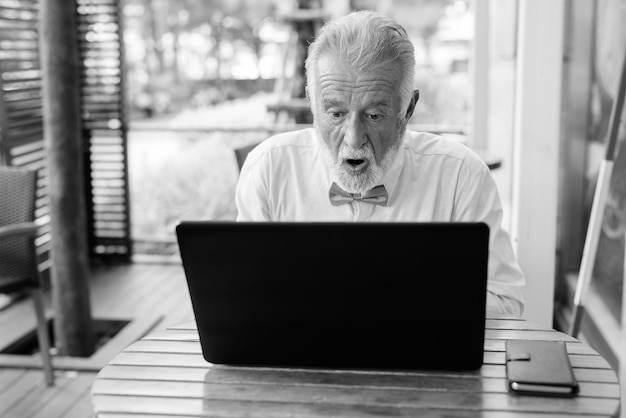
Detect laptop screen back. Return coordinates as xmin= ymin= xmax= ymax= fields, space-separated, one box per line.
xmin=176 ymin=221 xmax=489 ymax=371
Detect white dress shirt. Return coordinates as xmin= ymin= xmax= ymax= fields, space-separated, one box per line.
xmin=236 ymin=128 xmax=525 ymax=317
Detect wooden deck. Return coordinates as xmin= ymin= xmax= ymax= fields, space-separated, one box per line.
xmin=0 ymin=259 xmax=193 ymax=418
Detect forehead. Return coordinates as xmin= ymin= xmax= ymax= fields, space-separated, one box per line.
xmin=316 ymin=55 xmax=401 ymax=104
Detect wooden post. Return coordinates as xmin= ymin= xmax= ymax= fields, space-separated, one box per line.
xmin=40 ymin=0 xmax=95 ymax=356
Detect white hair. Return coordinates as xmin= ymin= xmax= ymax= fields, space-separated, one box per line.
xmin=305 ymin=10 xmax=416 ymax=117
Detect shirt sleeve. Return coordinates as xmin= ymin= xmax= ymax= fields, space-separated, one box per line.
xmin=453 ymin=159 xmax=525 ymax=318
xmin=235 ymin=147 xmax=271 ymax=221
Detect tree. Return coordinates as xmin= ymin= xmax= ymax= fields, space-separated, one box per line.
xmin=40 ymin=0 xmax=96 ymax=356
xmin=229 ymin=0 xmax=279 ymax=79
xmin=386 ymin=0 xmax=455 ymax=67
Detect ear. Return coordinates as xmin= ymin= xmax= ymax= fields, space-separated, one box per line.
xmin=404 ymin=89 xmax=419 ymax=122
xmin=305 ymin=86 xmax=315 ymax=117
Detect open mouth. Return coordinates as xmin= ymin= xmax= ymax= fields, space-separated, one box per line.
xmin=342 ymin=158 xmax=368 ymax=174
xmin=346 ymin=159 xmax=365 ymax=167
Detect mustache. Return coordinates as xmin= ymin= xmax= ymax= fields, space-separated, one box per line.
xmin=337 ymin=143 xmax=374 ymax=161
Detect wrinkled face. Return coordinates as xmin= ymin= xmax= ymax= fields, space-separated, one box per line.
xmin=312 ymin=54 xmax=410 ymax=193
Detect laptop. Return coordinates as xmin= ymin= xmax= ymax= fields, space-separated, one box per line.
xmin=176 ymin=221 xmax=489 ymax=371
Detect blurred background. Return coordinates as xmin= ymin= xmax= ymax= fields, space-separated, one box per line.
xmin=120 ymin=0 xmax=479 ymax=243
xmin=0 ymin=0 xmax=625 ymax=391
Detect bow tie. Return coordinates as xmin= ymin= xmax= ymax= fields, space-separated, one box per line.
xmin=329 ymin=182 xmax=388 ymax=206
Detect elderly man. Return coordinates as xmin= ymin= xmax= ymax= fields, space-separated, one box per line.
xmin=235 ymin=10 xmax=525 ymax=317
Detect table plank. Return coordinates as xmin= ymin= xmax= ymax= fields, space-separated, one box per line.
xmin=484 ymin=339 xmax=598 ymax=355
xmin=484 ymin=328 xmax=579 ymax=342
xmin=125 ymin=339 xmax=202 ymax=354
xmin=107 ymin=351 xmax=619 ymax=384
xmin=483 ymin=352 xmax=612 ymax=369
xmin=154 ymin=323 xmax=581 ymax=343
xmin=94 ymin=364 xmax=620 ymax=399
xmin=169 ymin=318 xmax=557 ymax=332
xmin=139 ymin=332 xmax=601 ymax=356
xmin=123 ymin=339 xmax=613 ymax=370
xmin=141 ymin=328 xmax=199 ymax=341
xmin=92 ymin=379 xmax=620 ymax=416
xmin=127 ymin=337 xmax=592 ymax=355
xmin=485 ymin=318 xmax=548 ymax=329
xmin=480 ymin=364 xmax=617 ymax=383
xmin=93 ymin=395 xmax=614 ymax=418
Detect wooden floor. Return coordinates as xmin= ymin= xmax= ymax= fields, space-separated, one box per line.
xmin=0 ymin=260 xmax=193 ymax=418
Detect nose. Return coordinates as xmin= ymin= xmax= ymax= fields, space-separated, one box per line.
xmin=343 ymin=114 xmax=367 ymax=149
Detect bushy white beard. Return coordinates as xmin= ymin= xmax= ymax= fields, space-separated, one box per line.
xmin=318 ymin=131 xmax=404 ymax=194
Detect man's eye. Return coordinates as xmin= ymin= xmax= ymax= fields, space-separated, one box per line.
xmin=366 ymin=113 xmax=382 ymax=121
xmin=329 ymin=111 xmax=345 ymax=118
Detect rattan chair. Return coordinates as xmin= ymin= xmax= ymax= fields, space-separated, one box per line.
xmin=0 ymin=166 xmax=54 ymax=386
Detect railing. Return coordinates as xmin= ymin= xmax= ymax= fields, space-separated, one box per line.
xmin=128 ymin=123 xmax=469 ymax=135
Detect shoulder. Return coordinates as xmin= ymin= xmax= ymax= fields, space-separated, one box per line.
xmin=252 ymin=127 xmax=317 ymax=153
xmin=245 ymin=128 xmax=318 ymax=167
xmin=402 ymin=130 xmax=488 ymax=172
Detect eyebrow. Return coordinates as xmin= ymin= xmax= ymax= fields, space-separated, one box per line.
xmin=321 ymin=97 xmax=393 ymax=112
xmin=365 ymin=100 xmax=392 ymax=109
xmin=321 ymin=96 xmax=339 ymax=105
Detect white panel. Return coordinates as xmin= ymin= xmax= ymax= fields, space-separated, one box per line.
xmin=469 ymin=0 xmax=489 ymax=151
xmin=622 ymin=255 xmax=626 ymax=418
xmin=511 ymin=0 xmax=565 ymax=327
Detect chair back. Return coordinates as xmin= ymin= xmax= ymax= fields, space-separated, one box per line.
xmin=0 ymin=166 xmax=38 ymax=284
xmin=234 ymin=143 xmax=260 ymax=171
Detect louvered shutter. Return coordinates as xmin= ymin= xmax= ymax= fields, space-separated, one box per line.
xmin=76 ymin=0 xmax=131 ymax=261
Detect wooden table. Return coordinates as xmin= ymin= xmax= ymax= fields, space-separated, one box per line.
xmin=91 ymin=318 xmax=621 ymax=417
